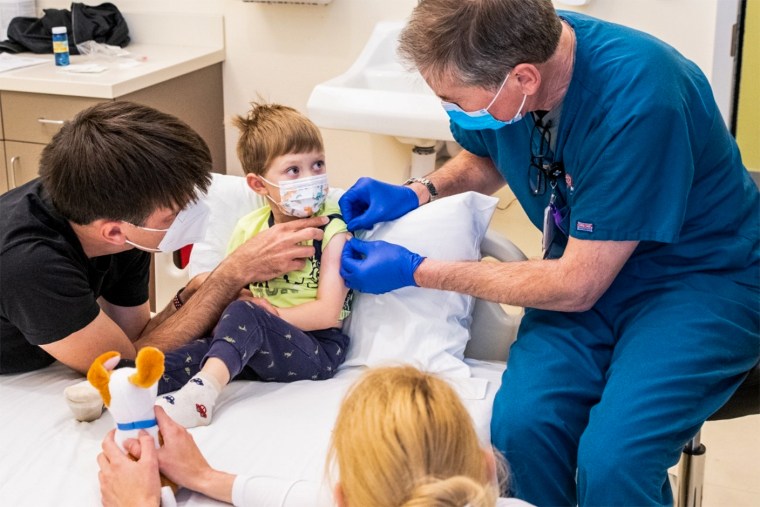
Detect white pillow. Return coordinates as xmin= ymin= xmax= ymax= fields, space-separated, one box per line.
xmin=342 ymin=192 xmax=498 ymax=378
xmin=189 ymin=173 xmax=265 ymax=277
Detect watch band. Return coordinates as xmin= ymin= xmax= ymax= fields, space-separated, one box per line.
xmin=404 ymin=177 xmax=438 ymax=203
xmin=172 ymin=287 xmax=185 ymax=310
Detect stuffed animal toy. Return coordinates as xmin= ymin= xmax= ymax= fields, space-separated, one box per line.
xmin=88 ymin=347 xmax=178 ymax=507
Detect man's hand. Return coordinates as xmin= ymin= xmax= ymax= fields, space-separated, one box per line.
xmin=97 ymin=430 xmax=161 ymax=507
xmin=338 ymin=177 xmax=419 ymax=232
xmin=340 ymin=238 xmax=425 ymax=294
xmin=224 ymin=216 xmax=327 ymax=285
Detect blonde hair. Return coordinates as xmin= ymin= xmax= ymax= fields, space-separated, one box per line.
xmin=232 ymin=101 xmax=323 ymax=176
xmin=329 ymin=366 xmax=501 ymax=507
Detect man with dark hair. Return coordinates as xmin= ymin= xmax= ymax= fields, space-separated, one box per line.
xmin=0 ymin=101 xmax=327 ymax=377
xmin=337 ymin=0 xmax=759 ymax=505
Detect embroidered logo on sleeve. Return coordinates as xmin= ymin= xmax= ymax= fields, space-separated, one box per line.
xmin=576 ymin=221 xmax=594 ymax=233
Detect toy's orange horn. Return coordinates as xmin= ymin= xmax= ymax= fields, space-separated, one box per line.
xmin=129 ymin=347 xmax=165 ymax=388
xmin=87 ymin=351 xmax=120 ymax=407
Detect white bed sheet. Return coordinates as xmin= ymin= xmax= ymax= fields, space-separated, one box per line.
xmin=0 ymin=359 xmax=506 ymax=506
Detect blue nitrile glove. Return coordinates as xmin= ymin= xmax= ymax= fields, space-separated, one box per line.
xmin=338 ymin=177 xmax=419 ymax=232
xmin=340 ymin=238 xmax=425 ymax=294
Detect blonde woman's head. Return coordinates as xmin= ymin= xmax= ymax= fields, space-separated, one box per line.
xmin=329 ymin=366 xmax=501 ymax=507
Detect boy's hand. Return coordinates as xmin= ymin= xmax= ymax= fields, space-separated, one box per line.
xmin=236 ymin=290 xmax=280 ymax=316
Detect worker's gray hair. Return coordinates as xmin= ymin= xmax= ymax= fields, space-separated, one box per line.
xmin=398 ymin=0 xmax=562 ymax=90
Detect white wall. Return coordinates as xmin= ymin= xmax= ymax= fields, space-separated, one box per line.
xmin=37 ymin=0 xmax=727 ymax=190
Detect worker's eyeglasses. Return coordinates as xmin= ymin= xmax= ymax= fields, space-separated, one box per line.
xmin=528 ymin=115 xmax=564 ymax=196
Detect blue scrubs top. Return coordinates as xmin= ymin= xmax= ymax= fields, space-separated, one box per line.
xmin=452 ymin=12 xmax=759 ymax=286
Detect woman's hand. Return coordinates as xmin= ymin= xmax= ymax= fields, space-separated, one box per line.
xmin=124 ymin=407 xmax=210 ymax=490
xmin=124 ymin=406 xmax=235 ymax=503
xmin=97 ymin=430 xmax=161 ymax=507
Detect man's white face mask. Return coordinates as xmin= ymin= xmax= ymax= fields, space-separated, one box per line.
xmin=124 ymin=199 xmax=210 ymax=253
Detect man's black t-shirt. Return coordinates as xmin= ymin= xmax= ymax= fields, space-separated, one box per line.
xmin=0 ymin=180 xmax=150 ymax=373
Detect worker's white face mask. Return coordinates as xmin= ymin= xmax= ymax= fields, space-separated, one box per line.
xmin=260 ymin=173 xmax=329 ymax=218
xmin=125 ymin=199 xmax=210 ymax=253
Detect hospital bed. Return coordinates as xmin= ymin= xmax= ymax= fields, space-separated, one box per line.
xmin=0 ymin=174 xmax=526 ymax=506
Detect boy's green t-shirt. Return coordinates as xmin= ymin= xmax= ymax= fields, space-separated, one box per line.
xmin=226 ymin=198 xmax=350 ymax=320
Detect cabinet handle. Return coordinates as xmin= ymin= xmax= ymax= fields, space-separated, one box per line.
xmin=9 ymin=156 xmax=19 ymax=188
xmin=37 ymin=118 xmax=65 ymax=125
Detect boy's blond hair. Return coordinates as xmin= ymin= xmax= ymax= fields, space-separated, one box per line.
xmin=329 ymin=366 xmax=501 ymax=507
xmin=233 ymin=101 xmax=324 ymax=176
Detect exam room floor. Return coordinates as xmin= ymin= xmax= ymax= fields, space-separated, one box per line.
xmin=489 ymin=187 xmax=760 ymax=506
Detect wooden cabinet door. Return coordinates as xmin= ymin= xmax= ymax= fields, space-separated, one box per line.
xmin=1 ymin=92 xmax=105 ymax=144
xmin=5 ymin=141 xmax=44 ymax=189
xmin=0 ymin=143 xmax=7 ymax=194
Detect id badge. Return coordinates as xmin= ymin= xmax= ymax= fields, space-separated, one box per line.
xmin=542 ymin=202 xmax=555 ymax=258
xmin=542 ymin=193 xmax=568 ymax=259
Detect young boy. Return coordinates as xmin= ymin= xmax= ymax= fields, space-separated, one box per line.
xmin=157 ymin=102 xmax=352 ymax=428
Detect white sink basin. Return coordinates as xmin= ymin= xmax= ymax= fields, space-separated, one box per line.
xmin=307 ymin=21 xmax=454 ymax=142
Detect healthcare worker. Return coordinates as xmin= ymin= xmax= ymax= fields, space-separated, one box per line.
xmin=338 ymin=1 xmax=760 ymax=505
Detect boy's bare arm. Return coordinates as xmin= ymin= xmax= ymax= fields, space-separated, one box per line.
xmin=275 ymin=232 xmax=350 ymax=331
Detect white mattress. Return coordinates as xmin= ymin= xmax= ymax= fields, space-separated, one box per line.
xmin=0 ymin=359 xmax=506 ymax=506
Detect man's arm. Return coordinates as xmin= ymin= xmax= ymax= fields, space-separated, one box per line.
xmin=133 ymin=216 xmax=328 ymax=351
xmin=38 ymin=265 xmax=237 ymax=374
xmin=99 ymin=298 xmax=151 ymax=341
xmin=96 ymin=273 xmax=207 ymax=350
xmin=138 ymin=272 xmax=211 ymax=339
xmin=414 ymin=237 xmax=639 ymax=312
xmin=402 ymin=150 xmax=637 ymax=311
xmin=407 ymin=150 xmax=507 ymax=205
xmin=40 ymin=310 xmax=137 ymax=374
xmin=38 ymin=217 xmax=328 ymax=374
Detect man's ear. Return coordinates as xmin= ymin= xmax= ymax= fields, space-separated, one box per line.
xmin=99 ymin=220 xmax=129 ymax=246
xmin=513 ymin=62 xmax=542 ymax=96
xmin=246 ymin=173 xmax=269 ymax=196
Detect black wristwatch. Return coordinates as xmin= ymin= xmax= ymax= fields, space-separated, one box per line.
xmin=404 ymin=177 xmax=438 ymax=203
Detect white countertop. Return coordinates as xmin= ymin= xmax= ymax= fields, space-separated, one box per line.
xmin=0 ymin=12 xmax=225 ymax=98
xmin=0 ymin=44 xmax=224 ymax=98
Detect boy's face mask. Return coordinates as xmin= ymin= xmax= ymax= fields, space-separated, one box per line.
xmin=124 ymin=199 xmax=211 ymax=253
xmin=261 ymin=173 xmax=329 ymax=218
